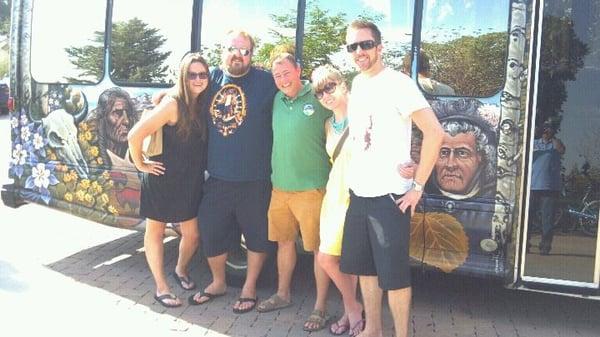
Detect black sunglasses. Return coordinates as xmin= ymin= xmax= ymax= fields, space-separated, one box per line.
xmin=346 ymin=40 xmax=377 ymax=53
xmin=315 ymin=82 xmax=338 ymax=100
xmin=227 ymin=46 xmax=251 ymax=56
xmin=188 ymin=71 xmax=209 ymax=80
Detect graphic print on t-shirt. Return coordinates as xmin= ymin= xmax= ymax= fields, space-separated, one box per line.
xmin=210 ymin=83 xmax=247 ymax=136
xmin=363 ymin=115 xmax=373 ymax=150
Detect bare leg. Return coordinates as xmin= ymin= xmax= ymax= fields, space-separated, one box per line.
xmin=356 ymin=275 xmax=383 ymax=337
xmin=318 ymin=252 xmax=362 ymax=326
xmin=233 ymin=249 xmax=267 ymax=311
xmin=275 ymin=240 xmax=296 ymax=301
xmin=304 ymin=251 xmax=332 ymax=330
xmin=145 ymin=219 xmax=180 ymax=306
xmin=191 ymin=252 xmax=227 ymax=303
xmin=388 ymin=286 xmax=411 ymax=337
xmin=174 ymin=218 xmax=199 ymax=279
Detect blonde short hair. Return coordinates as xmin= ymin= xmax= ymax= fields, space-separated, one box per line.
xmin=311 ymin=64 xmax=347 ymax=93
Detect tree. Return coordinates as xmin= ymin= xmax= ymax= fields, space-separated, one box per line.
xmin=65 ymin=18 xmax=170 ymax=83
xmin=423 ymin=32 xmax=507 ymax=96
xmin=0 ymin=0 xmax=10 ymax=36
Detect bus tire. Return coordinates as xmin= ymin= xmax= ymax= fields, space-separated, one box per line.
xmin=1 ymin=184 xmax=26 ymax=208
xmin=225 ymin=242 xmax=276 ymax=289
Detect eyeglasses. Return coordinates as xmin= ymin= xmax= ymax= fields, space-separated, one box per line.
xmin=346 ymin=40 xmax=377 ymax=53
xmin=188 ymin=71 xmax=209 ymax=80
xmin=227 ymin=46 xmax=251 ymax=56
xmin=315 ymin=82 xmax=338 ymax=100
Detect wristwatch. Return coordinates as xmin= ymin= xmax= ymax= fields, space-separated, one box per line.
xmin=412 ymin=181 xmax=424 ymax=192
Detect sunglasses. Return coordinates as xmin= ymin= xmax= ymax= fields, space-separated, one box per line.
xmin=188 ymin=71 xmax=209 ymax=80
xmin=227 ymin=46 xmax=251 ymax=56
xmin=315 ymin=82 xmax=337 ymax=100
xmin=346 ymin=40 xmax=377 ymax=53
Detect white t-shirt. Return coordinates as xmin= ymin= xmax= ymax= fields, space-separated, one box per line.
xmin=347 ymin=68 xmax=430 ymax=197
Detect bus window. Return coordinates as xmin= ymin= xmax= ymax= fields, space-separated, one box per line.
xmin=419 ymin=0 xmax=510 ymax=97
xmin=31 ymin=0 xmax=106 ymax=84
xmin=110 ymin=0 xmax=194 ymax=85
xmin=302 ymin=1 xmax=415 ymax=80
xmin=200 ymin=0 xmax=298 ymax=70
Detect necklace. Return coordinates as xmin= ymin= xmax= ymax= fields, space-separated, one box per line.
xmin=330 ymin=116 xmax=348 ymax=135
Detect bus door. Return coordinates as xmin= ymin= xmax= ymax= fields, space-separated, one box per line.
xmin=521 ymin=0 xmax=600 ymax=290
xmin=411 ymin=0 xmax=513 ymax=278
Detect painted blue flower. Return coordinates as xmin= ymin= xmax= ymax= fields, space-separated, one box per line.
xmin=10 ymin=116 xmax=19 ymax=129
xmin=25 ymin=162 xmax=59 ymax=204
xmin=20 ymin=114 xmax=29 ymax=126
xmin=9 ymin=143 xmax=28 ymax=178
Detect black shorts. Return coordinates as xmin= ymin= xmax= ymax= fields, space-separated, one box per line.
xmin=339 ymin=190 xmax=411 ymax=290
xmin=198 ymin=177 xmax=274 ymax=257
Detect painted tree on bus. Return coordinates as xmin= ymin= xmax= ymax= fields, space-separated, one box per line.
xmin=65 ymin=18 xmax=170 ymax=83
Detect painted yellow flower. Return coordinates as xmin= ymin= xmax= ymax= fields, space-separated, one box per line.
xmin=78 ymin=133 xmax=86 ymax=143
xmin=63 ymin=173 xmax=73 ymax=183
xmin=84 ymin=193 xmax=94 ymax=205
xmin=98 ymin=193 xmax=109 ymax=205
xmin=84 ymin=131 xmax=93 ymax=142
xmin=88 ymin=146 xmax=99 ymax=157
xmin=101 ymin=171 xmax=110 ymax=180
xmin=75 ymin=190 xmax=86 ymax=202
xmin=97 ymin=157 xmax=103 ymax=165
xmin=108 ymin=205 xmax=119 ymax=215
xmin=79 ymin=179 xmax=90 ymax=190
xmin=90 ymin=181 xmax=103 ymax=194
xmin=64 ymin=192 xmax=73 ymax=202
xmin=79 ymin=122 xmax=89 ymax=131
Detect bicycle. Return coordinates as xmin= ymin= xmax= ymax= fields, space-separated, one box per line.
xmin=565 ymin=170 xmax=599 ymax=236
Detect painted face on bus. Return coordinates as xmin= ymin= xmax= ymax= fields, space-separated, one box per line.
xmin=187 ymin=61 xmax=209 ymax=97
xmin=435 ymin=132 xmax=482 ymax=194
xmin=345 ymin=27 xmax=383 ymax=75
xmin=271 ymin=58 xmax=302 ymax=99
xmin=107 ymin=98 xmax=131 ymax=144
xmin=222 ymin=33 xmax=253 ymax=77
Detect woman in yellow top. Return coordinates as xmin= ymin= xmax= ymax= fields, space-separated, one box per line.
xmin=313 ymin=65 xmax=416 ymax=335
xmin=312 ymin=65 xmax=363 ymax=336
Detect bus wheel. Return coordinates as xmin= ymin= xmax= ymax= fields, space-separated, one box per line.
xmin=1 ymin=184 xmax=27 ymax=208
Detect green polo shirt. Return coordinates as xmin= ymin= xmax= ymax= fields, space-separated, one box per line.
xmin=271 ymin=81 xmax=332 ymax=191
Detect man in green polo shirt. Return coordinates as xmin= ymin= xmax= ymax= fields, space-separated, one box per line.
xmin=256 ymin=52 xmax=332 ymax=332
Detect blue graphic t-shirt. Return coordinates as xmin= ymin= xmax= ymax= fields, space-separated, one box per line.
xmin=206 ymin=67 xmax=277 ymax=181
xmin=531 ymin=138 xmax=561 ymax=191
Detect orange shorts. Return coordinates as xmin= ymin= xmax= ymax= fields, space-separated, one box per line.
xmin=267 ymin=188 xmax=325 ymax=251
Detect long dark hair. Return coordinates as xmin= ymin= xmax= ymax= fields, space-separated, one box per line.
xmin=173 ymin=52 xmax=209 ymax=141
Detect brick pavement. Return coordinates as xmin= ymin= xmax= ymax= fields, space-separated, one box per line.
xmin=37 ymin=229 xmax=600 ymax=337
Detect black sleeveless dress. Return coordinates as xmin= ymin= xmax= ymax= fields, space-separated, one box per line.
xmin=140 ymin=122 xmax=207 ymax=223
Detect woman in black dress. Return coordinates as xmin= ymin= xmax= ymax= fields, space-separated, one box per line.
xmin=127 ymin=53 xmax=209 ymax=308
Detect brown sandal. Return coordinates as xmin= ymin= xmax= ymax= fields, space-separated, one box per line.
xmin=303 ymin=309 xmax=331 ymax=332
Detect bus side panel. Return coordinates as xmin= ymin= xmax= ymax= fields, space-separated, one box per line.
xmin=413 ymin=1 xmax=529 ymax=279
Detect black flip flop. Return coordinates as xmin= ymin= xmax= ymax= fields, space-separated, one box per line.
xmin=172 ymin=272 xmax=196 ymax=290
xmin=188 ymin=291 xmax=226 ymax=305
xmin=154 ymin=293 xmax=182 ymax=308
xmin=232 ymin=297 xmax=257 ymax=314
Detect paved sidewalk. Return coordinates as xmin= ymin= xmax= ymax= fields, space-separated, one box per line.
xmin=2 ymin=201 xmax=600 ymax=337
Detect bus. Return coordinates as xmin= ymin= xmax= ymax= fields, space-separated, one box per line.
xmin=4 ymin=0 xmax=600 ymax=298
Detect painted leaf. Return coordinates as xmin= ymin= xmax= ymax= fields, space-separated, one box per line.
xmin=410 ymin=212 xmax=469 ymax=273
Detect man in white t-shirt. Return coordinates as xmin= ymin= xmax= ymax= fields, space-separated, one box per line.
xmin=339 ymin=20 xmax=444 ymax=337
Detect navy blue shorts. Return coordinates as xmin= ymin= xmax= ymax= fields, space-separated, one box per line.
xmin=198 ymin=177 xmax=274 ymax=257
xmin=340 ymin=191 xmax=411 ymax=290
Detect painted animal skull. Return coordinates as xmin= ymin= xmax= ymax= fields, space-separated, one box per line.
xmin=42 ymin=109 xmax=89 ymax=179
